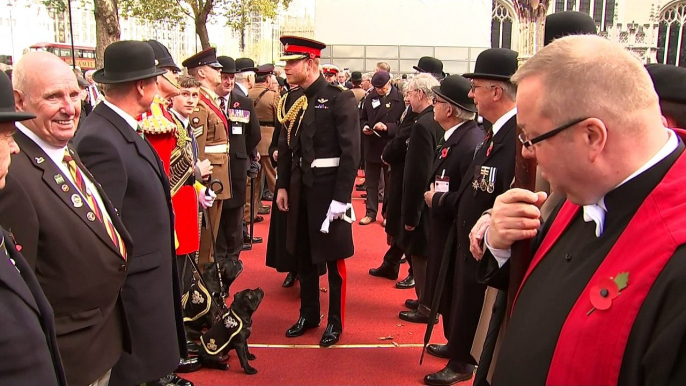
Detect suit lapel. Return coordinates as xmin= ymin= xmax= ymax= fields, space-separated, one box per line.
xmin=13 ymin=132 xmax=124 ymax=258
xmin=0 ymin=232 xmax=40 ymax=314
xmin=431 ymin=121 xmax=477 ymax=177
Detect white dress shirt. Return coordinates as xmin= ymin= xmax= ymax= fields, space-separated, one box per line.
xmin=491 ymin=107 xmax=517 ymax=137
xmin=102 ymin=99 xmax=139 ymax=132
xmin=443 ymin=121 xmax=467 ymax=142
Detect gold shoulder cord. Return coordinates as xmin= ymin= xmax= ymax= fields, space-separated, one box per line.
xmin=277 ymin=94 xmax=308 ymax=147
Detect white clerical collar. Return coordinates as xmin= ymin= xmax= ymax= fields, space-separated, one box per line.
xmin=583 ymin=128 xmax=678 ymax=237
xmin=15 ymin=122 xmax=67 ymax=165
xmin=170 ymin=109 xmax=189 ymax=128
xmin=444 ymin=121 xmax=467 ymax=141
xmin=102 ymin=99 xmax=139 ymax=132
xmin=491 ymin=107 xmax=517 ymax=136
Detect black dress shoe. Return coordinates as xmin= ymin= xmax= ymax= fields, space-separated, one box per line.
xmin=242 ymin=243 xmax=252 ymax=251
xmin=282 ymin=272 xmax=297 ymax=288
xmin=243 ymin=235 xmax=263 ymax=244
xmin=399 ymin=309 xmax=437 ymax=324
xmin=319 ymin=324 xmax=342 ymax=347
xmin=427 ymin=344 xmax=450 ymax=359
xmin=258 ymin=206 xmax=271 ymax=215
xmin=285 ymin=317 xmax=319 ymax=337
xmin=404 ymin=298 xmax=419 ymax=310
xmin=395 ymin=274 xmax=415 ymax=289
xmin=369 ymin=262 xmax=399 ymax=280
xmin=400 ymin=257 xmax=407 ymax=264
xmin=158 ymin=373 xmax=194 ymax=386
xmin=176 ymin=357 xmax=201 ymax=373
xmin=186 ymin=340 xmax=200 ymax=355
xmin=423 ymin=365 xmax=473 ymax=386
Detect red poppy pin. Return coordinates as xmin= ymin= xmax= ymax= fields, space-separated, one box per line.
xmin=587 ymin=272 xmax=629 ymax=315
xmin=8 ymin=230 xmax=21 ymax=252
xmin=486 ymin=142 xmax=494 ymax=157
xmin=233 ymin=101 xmax=240 ymax=108
xmin=440 ymin=148 xmax=450 ymax=159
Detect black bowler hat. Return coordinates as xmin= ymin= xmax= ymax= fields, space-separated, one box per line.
xmin=544 ymin=11 xmax=597 ymax=46
xmin=462 ymin=48 xmax=518 ymax=82
xmin=93 ymin=41 xmax=167 ymax=84
xmin=432 ymin=75 xmax=477 ymax=113
xmin=145 ymin=40 xmax=181 ymax=72
xmin=235 ymin=58 xmax=258 ymax=73
xmin=371 ymin=71 xmax=390 ymax=88
xmin=350 ymin=71 xmax=362 ymax=82
xmin=255 ymin=64 xmax=275 ymax=75
xmin=217 ymin=56 xmax=237 ymax=74
xmin=413 ymin=56 xmax=444 ymax=77
xmin=77 ymin=76 xmax=89 ymax=89
xmin=646 ymin=63 xmax=686 ymax=104
xmin=0 ymin=71 xmax=34 ymax=123
xmin=280 ymin=35 xmax=326 ymax=60
xmin=182 ymin=47 xmax=223 ymax=70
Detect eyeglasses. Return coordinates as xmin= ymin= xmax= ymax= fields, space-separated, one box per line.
xmin=470 ymin=82 xmax=495 ymax=92
xmin=433 ymin=99 xmax=448 ymax=105
xmin=518 ymin=117 xmax=589 ymax=149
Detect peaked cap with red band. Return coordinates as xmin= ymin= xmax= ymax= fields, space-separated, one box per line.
xmin=280 ymin=35 xmax=326 ymax=61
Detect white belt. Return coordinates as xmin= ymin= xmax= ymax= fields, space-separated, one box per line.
xmin=311 ymin=157 xmax=340 ymax=168
xmin=205 ymin=144 xmax=229 ymax=154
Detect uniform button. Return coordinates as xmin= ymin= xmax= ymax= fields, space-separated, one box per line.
xmin=462 ymin=221 xmax=467 ymax=227
xmin=119 ymin=264 xmax=126 ymax=271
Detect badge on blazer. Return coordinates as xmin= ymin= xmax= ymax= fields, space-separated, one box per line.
xmin=318 ymin=98 xmax=329 ymax=104
xmin=385 ymin=102 xmax=391 ymax=108
xmin=86 ymin=212 xmax=96 ymax=222
xmin=54 ymin=174 xmax=65 ymax=184
xmin=71 ymin=194 xmax=83 ymax=208
xmin=315 ymin=98 xmax=329 ymax=109
xmin=192 ymin=117 xmax=200 ymax=125
xmin=61 ymin=184 xmax=69 ymax=192
xmin=35 ymin=156 xmax=45 ymax=164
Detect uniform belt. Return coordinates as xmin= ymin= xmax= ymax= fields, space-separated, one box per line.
xmin=310 ymin=157 xmax=340 ymax=168
xmin=205 ymin=144 xmax=229 ymax=154
xmin=259 ymin=121 xmax=275 ymax=127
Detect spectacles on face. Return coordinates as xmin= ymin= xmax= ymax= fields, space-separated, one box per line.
xmin=518 ymin=117 xmax=589 ymax=149
xmin=470 ymin=82 xmax=495 ymax=93
xmin=433 ymin=98 xmax=448 ymax=105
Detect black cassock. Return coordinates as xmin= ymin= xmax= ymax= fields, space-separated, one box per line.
xmin=483 ymin=141 xmax=686 ymax=385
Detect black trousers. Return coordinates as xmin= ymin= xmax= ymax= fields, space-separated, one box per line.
xmin=364 ymin=161 xmax=388 ymax=218
xmin=295 ymin=193 xmax=346 ymax=330
xmin=215 ymin=205 xmax=244 ymax=261
xmin=383 ymin=241 xmax=405 ymax=267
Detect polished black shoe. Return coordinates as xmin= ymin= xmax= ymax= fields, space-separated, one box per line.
xmin=369 ymin=262 xmax=399 ymax=280
xmin=427 ymin=344 xmax=450 ymax=359
xmin=282 ymin=272 xmax=297 ymax=288
xmin=158 ymin=373 xmax=194 ymax=386
xmin=242 ymin=243 xmax=252 ymax=251
xmin=186 ymin=340 xmax=200 ymax=355
xmin=258 ymin=206 xmax=271 ymax=215
xmin=176 ymin=357 xmax=201 ymax=373
xmin=399 ymin=309 xmax=437 ymax=324
xmin=285 ymin=317 xmax=319 ymax=337
xmin=262 ymin=192 xmax=274 ymax=201
xmin=423 ymin=365 xmax=473 ymax=386
xmin=400 ymin=257 xmax=407 ymax=264
xmin=395 ymin=274 xmax=415 ymax=289
xmin=244 ymin=235 xmax=263 ymax=244
xmin=319 ymin=324 xmax=342 ymax=347
xmin=404 ymin=298 xmax=419 ymax=310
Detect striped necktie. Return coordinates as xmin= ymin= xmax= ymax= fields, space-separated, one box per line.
xmin=63 ymin=149 xmax=126 ymax=259
xmin=219 ymin=96 xmax=227 ymax=114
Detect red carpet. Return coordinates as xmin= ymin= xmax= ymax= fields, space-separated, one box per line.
xmin=183 ymin=177 xmax=474 ymax=385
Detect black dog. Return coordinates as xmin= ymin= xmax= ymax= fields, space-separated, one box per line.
xmin=199 ymin=288 xmax=264 ymax=374
xmin=183 ymin=259 xmax=244 ymax=340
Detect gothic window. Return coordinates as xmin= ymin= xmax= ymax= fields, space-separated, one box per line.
xmin=658 ymin=2 xmax=686 ymax=67
xmin=552 ymin=0 xmax=615 ymax=31
xmin=491 ymin=0 xmax=514 ymax=49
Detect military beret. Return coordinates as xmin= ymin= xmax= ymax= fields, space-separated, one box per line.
xmin=371 ymin=71 xmax=390 ymax=88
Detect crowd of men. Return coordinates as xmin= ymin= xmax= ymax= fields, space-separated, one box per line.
xmin=1 ymin=8 xmax=686 ymax=386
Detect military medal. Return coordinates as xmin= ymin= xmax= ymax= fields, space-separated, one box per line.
xmin=487 ymin=167 xmax=497 ymax=193
xmin=54 ymin=174 xmax=65 ymax=184
xmin=86 ymin=212 xmax=96 ymax=222
xmin=35 ymin=156 xmax=44 ymax=164
xmin=479 ymin=166 xmax=491 ymax=191
xmin=61 ymin=184 xmax=69 ymax=192
xmin=472 ymin=180 xmax=480 ymax=190
xmin=71 ymin=194 xmax=83 ymax=208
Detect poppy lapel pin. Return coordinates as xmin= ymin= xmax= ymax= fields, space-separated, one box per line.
xmin=439 ymin=147 xmax=450 ymax=159
xmin=233 ymin=101 xmax=240 ymax=108
xmin=8 ymin=230 xmax=21 ymax=252
xmin=587 ymin=272 xmax=629 ymax=315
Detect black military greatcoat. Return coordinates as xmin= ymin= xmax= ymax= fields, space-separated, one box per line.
xmin=360 ymin=86 xmax=405 ymax=163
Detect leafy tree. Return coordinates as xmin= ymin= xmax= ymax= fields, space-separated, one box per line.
xmin=225 ymin=0 xmax=291 ymax=53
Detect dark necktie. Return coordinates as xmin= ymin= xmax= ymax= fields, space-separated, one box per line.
xmin=219 ymin=96 xmax=227 ymax=114
xmin=436 ymin=136 xmax=445 ymax=151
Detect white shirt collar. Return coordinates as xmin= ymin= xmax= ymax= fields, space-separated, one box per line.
xmin=102 ymin=99 xmax=139 ymax=132
xmin=491 ymin=107 xmax=517 ymax=136
xmin=444 ymin=121 xmax=467 ymax=141
xmin=583 ymin=128 xmax=678 ymax=237
xmin=15 ymin=122 xmax=67 ymax=165
xmin=170 ymin=109 xmax=189 ymax=128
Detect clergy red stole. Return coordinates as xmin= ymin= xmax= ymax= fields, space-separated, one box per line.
xmin=199 ymin=93 xmax=229 ymax=133
xmin=513 ymin=132 xmax=686 ymax=385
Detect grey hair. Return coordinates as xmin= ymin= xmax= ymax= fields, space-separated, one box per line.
xmin=235 ymin=71 xmax=255 ymax=83
xmin=489 ymin=80 xmax=517 ymax=101
xmin=453 ymin=106 xmax=477 ymax=121
xmin=408 ymin=73 xmax=439 ymax=100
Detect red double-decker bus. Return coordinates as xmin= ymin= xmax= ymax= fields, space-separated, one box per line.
xmin=29 ymin=42 xmax=96 ymax=70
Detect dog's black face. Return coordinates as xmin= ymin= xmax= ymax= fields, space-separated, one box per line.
xmin=218 ymin=259 xmax=244 ymax=289
xmin=232 ymin=288 xmax=264 ymax=314
xmin=202 ymin=259 xmax=244 ymax=300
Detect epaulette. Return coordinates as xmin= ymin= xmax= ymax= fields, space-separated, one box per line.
xmin=138 ymin=96 xmax=177 ymax=136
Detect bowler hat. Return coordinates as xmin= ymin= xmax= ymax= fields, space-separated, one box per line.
xmin=182 ymin=48 xmax=223 ymax=70
xmin=431 ymin=75 xmax=477 ymax=113
xmin=413 ymin=57 xmax=445 ymax=78
xmin=235 ymin=58 xmax=258 ymax=73
xmin=93 ymin=41 xmax=166 ymax=84
xmin=371 ymin=71 xmax=390 ymax=88
xmin=462 ymin=48 xmax=518 ymax=82
xmin=544 ymin=11 xmax=597 ymax=46
xmin=646 ymin=63 xmax=686 ymax=104
xmin=145 ymin=40 xmax=181 ymax=72
xmin=0 ymin=71 xmax=35 ymax=123
xmin=350 ymin=71 xmax=362 ymax=83
xmin=217 ymin=56 xmax=237 ymax=74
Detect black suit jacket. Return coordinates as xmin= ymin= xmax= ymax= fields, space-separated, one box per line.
xmin=74 ymin=102 xmax=186 ymax=385
xmin=223 ymin=90 xmax=261 ymax=208
xmin=0 ymin=228 xmax=66 ymax=385
xmin=360 ymin=86 xmax=405 ymax=162
xmin=0 ymin=130 xmax=131 ymax=386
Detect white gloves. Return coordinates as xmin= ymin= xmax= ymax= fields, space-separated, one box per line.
xmin=320 ymin=200 xmax=356 ymax=233
xmin=199 ymin=187 xmax=217 ymax=209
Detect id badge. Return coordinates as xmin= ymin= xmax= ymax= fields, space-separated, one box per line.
xmin=371 ymin=98 xmax=381 ymax=109
xmin=232 ymin=125 xmax=243 ymax=135
xmin=435 ymin=174 xmax=449 ymax=193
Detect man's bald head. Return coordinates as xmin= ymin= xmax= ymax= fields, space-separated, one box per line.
xmin=13 ymin=51 xmax=76 ymax=92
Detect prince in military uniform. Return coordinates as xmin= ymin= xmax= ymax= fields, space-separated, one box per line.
xmin=275 ymin=36 xmax=360 ymax=346
xmin=183 ymin=48 xmax=232 ymax=267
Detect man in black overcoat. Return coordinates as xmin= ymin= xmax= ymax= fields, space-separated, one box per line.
xmin=276 ymin=36 xmax=360 ymax=347
xmin=74 ymin=41 xmax=190 ymax=386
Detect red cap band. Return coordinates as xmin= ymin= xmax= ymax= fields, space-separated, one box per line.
xmin=284 ymin=44 xmax=321 ymax=58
